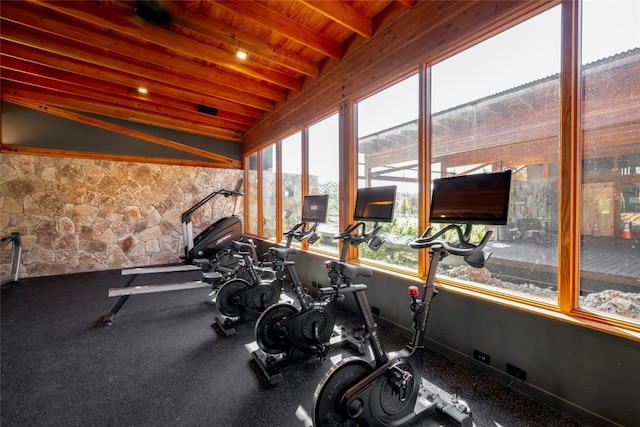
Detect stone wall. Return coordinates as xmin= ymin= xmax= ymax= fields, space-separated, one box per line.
xmin=0 ymin=153 xmax=243 ymax=278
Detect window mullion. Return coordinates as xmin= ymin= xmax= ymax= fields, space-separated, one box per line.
xmin=275 ymin=140 xmax=283 ymax=242
xmin=557 ymin=0 xmax=582 ymax=313
xmin=419 ymin=64 xmax=430 ymax=278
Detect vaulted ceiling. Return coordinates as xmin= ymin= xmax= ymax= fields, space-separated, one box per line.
xmin=1 ymin=0 xmax=414 ymax=153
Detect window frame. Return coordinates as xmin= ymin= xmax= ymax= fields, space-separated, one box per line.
xmin=242 ymin=0 xmax=640 ymax=340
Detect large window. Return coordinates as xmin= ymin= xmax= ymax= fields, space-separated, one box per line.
xmin=356 ymin=74 xmax=419 ymax=270
xmin=244 ymin=1 xmax=640 ymax=334
xmin=579 ymin=0 xmax=640 ymax=321
xmin=261 ymin=145 xmax=277 ymax=239
xmin=246 ymin=153 xmax=258 ymax=235
xmin=281 ymin=132 xmax=303 ymax=236
xmin=430 ymin=6 xmax=561 ymax=303
xmin=308 ymin=114 xmax=340 ymax=254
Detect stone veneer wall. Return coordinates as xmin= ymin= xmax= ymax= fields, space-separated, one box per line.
xmin=0 ymin=153 xmax=243 ymax=278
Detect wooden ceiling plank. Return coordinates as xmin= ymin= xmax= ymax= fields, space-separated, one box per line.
xmin=31 ymin=0 xmax=301 ymax=91
xmin=209 ymin=0 xmax=343 ymax=60
xmin=0 ymin=41 xmax=264 ymax=121
xmin=2 ymin=98 xmax=242 ymax=167
xmin=158 ymin=0 xmax=319 ymax=77
xmin=2 ymin=83 xmax=243 ymax=142
xmin=1 ymin=70 xmax=251 ymax=132
xmin=0 ymin=56 xmax=256 ymax=128
xmin=299 ymin=0 xmax=372 ymax=39
xmin=0 ymin=20 xmax=280 ymax=111
xmin=0 ymin=3 xmax=286 ymax=105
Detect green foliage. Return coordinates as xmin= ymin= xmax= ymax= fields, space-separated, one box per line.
xmin=360 ymin=218 xmax=420 ymax=268
xmin=317 ymin=181 xmax=340 ymax=222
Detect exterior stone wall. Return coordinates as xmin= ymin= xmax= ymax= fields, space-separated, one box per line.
xmin=0 ymin=153 xmax=243 ymax=278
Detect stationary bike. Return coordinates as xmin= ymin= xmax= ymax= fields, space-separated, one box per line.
xmin=312 ymin=223 xmax=491 ymax=427
xmin=213 ymin=239 xmax=279 ymax=336
xmin=252 ymin=221 xmax=383 ymax=384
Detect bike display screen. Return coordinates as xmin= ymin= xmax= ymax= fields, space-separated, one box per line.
xmin=301 ymin=195 xmax=329 ymax=223
xmin=353 ymin=185 xmax=397 ymax=222
xmin=430 ymin=171 xmax=512 ymax=225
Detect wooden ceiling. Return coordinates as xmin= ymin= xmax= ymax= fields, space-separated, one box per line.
xmin=1 ymin=0 xmax=414 ymax=153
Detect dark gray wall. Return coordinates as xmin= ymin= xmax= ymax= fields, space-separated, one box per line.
xmin=1 ymin=102 xmax=241 ymax=161
xmin=254 ymin=239 xmax=639 ymax=427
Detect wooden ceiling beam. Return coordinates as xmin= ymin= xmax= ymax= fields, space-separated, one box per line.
xmin=299 ymin=0 xmax=372 ymax=39
xmin=0 ymin=3 xmax=285 ymax=104
xmin=1 ymin=100 xmax=241 ymax=168
xmin=209 ymin=0 xmax=343 ymax=60
xmin=2 ymin=82 xmax=243 ymax=141
xmin=157 ymin=0 xmax=319 ymax=77
xmin=31 ymin=0 xmax=301 ymax=91
xmin=1 ymin=144 xmax=236 ymax=169
xmin=0 ymin=20 xmax=280 ymax=111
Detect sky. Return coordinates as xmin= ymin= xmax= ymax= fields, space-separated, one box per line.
xmin=357 ymin=0 xmax=640 ymax=137
xmin=292 ymin=1 xmax=640 ymax=181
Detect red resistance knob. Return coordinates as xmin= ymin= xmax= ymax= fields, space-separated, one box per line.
xmin=408 ymin=286 xmax=420 ymax=297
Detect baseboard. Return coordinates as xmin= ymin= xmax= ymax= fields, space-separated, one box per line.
xmin=423 ymin=338 xmax=622 ymax=427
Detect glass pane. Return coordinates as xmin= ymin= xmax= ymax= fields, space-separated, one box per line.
xmin=281 ymin=132 xmax=303 ymax=240
xmin=356 ymin=74 xmax=419 ymax=271
xmin=430 ymin=6 xmax=561 ymax=302
xmin=261 ymin=145 xmax=276 ymax=238
xmin=308 ymin=113 xmax=340 ymax=254
xmin=579 ymin=0 xmax=640 ymax=321
xmin=246 ymin=153 xmax=258 ymax=235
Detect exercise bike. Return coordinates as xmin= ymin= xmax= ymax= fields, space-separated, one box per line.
xmin=215 ymin=194 xmax=329 ymax=339
xmin=213 ymin=239 xmax=280 ymax=336
xmin=252 ymin=221 xmax=383 ymax=384
xmin=312 ymin=223 xmax=493 ymax=427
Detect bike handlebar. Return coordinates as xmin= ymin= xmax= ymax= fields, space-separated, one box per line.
xmin=284 ymin=222 xmax=320 ymax=243
xmin=334 ymin=222 xmax=382 ymax=244
xmin=410 ymin=224 xmax=492 ymax=257
xmin=333 ymin=222 xmax=384 ymax=261
xmin=333 ymin=222 xmax=361 ymax=239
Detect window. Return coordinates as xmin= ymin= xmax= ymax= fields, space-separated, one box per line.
xmin=579 ymin=0 xmax=640 ymax=321
xmin=243 ymin=0 xmax=640 ymax=338
xmin=281 ymin=132 xmax=303 ymax=238
xmin=245 ymin=153 xmax=258 ymax=235
xmin=356 ymin=74 xmax=419 ymax=270
xmin=308 ymin=114 xmax=340 ymax=254
xmin=261 ymin=145 xmax=277 ymax=239
xmin=430 ymin=6 xmax=561 ymax=302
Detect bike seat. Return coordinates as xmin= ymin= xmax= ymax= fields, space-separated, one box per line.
xmin=269 ymin=247 xmax=298 ymax=260
xmin=334 ymin=262 xmax=372 ymax=281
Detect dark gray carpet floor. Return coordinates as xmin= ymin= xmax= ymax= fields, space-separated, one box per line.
xmin=1 ymin=269 xmax=590 ymax=427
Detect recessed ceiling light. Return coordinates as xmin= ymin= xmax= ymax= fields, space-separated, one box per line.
xmin=138 ymin=87 xmax=148 ymax=94
xmin=236 ymin=50 xmax=248 ymax=60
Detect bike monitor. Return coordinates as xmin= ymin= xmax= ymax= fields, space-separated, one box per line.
xmin=353 ymin=185 xmax=397 ymax=222
xmin=301 ymin=195 xmax=329 ymax=223
xmin=430 ymin=170 xmax=512 ymax=225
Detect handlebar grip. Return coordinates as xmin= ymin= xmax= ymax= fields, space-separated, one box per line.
xmin=410 ymin=227 xmax=492 ymax=257
xmin=439 ymin=230 xmax=492 ymax=256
